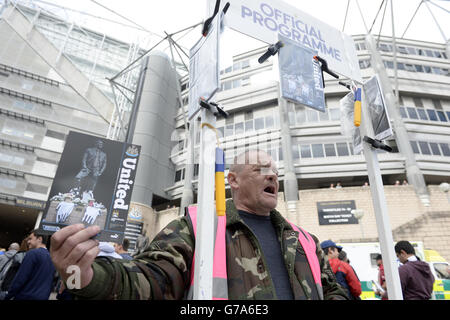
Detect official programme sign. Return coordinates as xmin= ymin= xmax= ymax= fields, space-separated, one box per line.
xmin=209 ymin=0 xmax=362 ymax=82
xmin=317 ymin=200 xmax=358 ymax=225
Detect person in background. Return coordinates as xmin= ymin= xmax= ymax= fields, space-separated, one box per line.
xmin=114 ymin=239 xmax=133 ymax=260
xmin=5 ymin=230 xmax=55 ymax=300
xmin=321 ymin=240 xmax=362 ymax=300
xmin=394 ymin=240 xmax=434 ymax=300
xmin=374 ymin=254 xmax=388 ymax=300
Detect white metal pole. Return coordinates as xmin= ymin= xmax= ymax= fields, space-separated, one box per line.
xmin=193 ymin=107 xmax=216 ymax=300
xmin=360 ymin=89 xmax=403 ymax=300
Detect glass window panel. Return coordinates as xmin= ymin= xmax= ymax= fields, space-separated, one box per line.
xmin=429 ymin=143 xmax=441 ymax=156
xmin=414 ymin=65 xmax=423 ymax=72
xmin=447 ymin=112 xmax=450 ymax=121
xmin=319 ymin=109 xmax=329 ymax=121
xmin=424 ymin=66 xmax=432 ymax=73
xmin=217 ymin=126 xmax=224 ymax=138
xmin=324 ymin=144 xmax=336 ymax=157
xmin=406 ymin=47 xmax=416 ymax=55
xmin=300 ymin=144 xmax=312 ymax=158
xmin=232 ymin=79 xmax=241 ymax=88
xmin=292 ymin=144 xmax=300 ymax=159
xmin=418 ymin=141 xmax=431 ymax=155
xmin=244 ymin=111 xmax=253 ymax=121
xmin=245 ymin=120 xmax=253 ymax=132
xmin=234 ymin=122 xmax=244 ymax=135
xmin=426 ymin=109 xmax=438 ymax=121
xmin=406 ymin=107 xmax=418 ymax=119
xmin=278 ymin=147 xmax=283 ymax=161
xmin=437 ymin=111 xmax=447 ymax=122
xmin=410 ymin=141 xmax=420 ymax=154
xmin=336 ymin=143 xmax=350 ymax=156
xmin=417 ymin=108 xmax=428 ymax=120
xmin=397 ymin=63 xmax=405 ymax=70
xmin=399 ymin=107 xmax=408 ymax=119
xmin=311 ymin=144 xmax=324 ymax=158
xmin=295 ymin=107 xmax=306 ymax=124
xmin=425 ymin=50 xmax=434 ymax=57
xmin=254 ymin=118 xmax=264 ymax=130
xmin=265 ymin=115 xmax=274 ymax=129
xmin=306 ymin=109 xmax=318 ymax=123
xmin=330 ymin=108 xmax=340 ymax=121
xmin=441 ymin=143 xmax=450 ymax=156
xmin=225 ymin=124 xmax=234 ymax=137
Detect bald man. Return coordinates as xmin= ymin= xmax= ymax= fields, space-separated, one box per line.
xmin=50 ymin=149 xmax=348 ymax=300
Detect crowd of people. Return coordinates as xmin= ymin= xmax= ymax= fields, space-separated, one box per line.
xmin=0 ymin=232 xmax=137 ymax=300
xmin=0 ymin=150 xmax=436 ymax=300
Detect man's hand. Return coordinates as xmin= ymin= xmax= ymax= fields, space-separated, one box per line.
xmin=50 ymin=224 xmax=100 ymax=290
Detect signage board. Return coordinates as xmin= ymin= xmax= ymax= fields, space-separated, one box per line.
xmin=188 ymin=12 xmax=221 ymax=120
xmin=317 ymin=200 xmax=358 ymax=225
xmin=278 ymin=34 xmax=325 ymax=112
xmin=363 ymin=74 xmax=393 ymax=141
xmin=208 ymin=0 xmax=362 ymax=82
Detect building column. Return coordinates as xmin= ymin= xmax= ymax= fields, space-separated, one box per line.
xmin=277 ymin=89 xmax=299 ymax=216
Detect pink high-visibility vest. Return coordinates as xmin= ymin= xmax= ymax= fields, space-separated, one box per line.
xmin=187 ymin=206 xmax=322 ymax=300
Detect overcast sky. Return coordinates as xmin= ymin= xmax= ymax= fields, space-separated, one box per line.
xmin=27 ymin=0 xmax=450 ymax=61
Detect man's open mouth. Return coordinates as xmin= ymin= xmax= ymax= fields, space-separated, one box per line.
xmin=264 ymin=185 xmax=276 ymax=195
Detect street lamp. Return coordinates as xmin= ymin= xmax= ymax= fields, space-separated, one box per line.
xmin=439 ymin=182 xmax=450 ymax=203
xmin=352 ymin=209 xmax=365 ymax=238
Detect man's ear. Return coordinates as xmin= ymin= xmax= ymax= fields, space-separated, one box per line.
xmin=227 ymin=172 xmax=239 ymax=190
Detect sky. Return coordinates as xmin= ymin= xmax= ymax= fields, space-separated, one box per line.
xmin=13 ymin=0 xmax=450 ymax=65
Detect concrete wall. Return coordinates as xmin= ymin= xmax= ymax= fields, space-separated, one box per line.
xmin=143 ymin=184 xmax=450 ymax=261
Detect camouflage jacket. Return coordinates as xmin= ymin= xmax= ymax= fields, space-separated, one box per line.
xmin=69 ymin=201 xmax=348 ymax=300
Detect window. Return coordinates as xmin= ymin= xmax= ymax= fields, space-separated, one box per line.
xmin=397 ymin=46 xmax=408 ymax=54
xmin=437 ymin=111 xmax=447 ymax=122
xmin=234 ymin=122 xmax=244 ymax=135
xmin=175 ymin=170 xmax=183 ymax=182
xmin=245 ymin=120 xmax=253 ymax=132
xmin=254 ymin=118 xmax=264 ymax=130
xmin=311 ymin=144 xmax=324 ymax=158
xmin=306 ymin=109 xmax=318 ymax=123
xmin=385 ymin=61 xmax=394 ymax=69
xmin=397 ymin=63 xmax=405 ymax=70
xmin=429 ymin=143 xmax=441 ymax=156
xmin=324 ymin=144 xmax=336 ymax=157
xmin=0 ymin=177 xmax=16 ymax=189
xmin=405 ymin=64 xmax=415 ymax=72
xmin=329 ymin=108 xmax=340 ymax=121
xmin=292 ymin=145 xmax=300 ymax=159
xmin=244 ymin=110 xmax=253 ymax=121
xmin=441 ymin=143 xmax=450 ymax=156
xmin=418 ymin=141 xmax=431 ymax=155
xmin=379 ymin=43 xmax=391 ymax=52
xmin=295 ymin=107 xmax=306 ymax=124
xmin=406 ymin=47 xmax=416 ymax=55
xmin=241 ymin=60 xmax=250 ymax=69
xmin=406 ymin=107 xmax=418 ymax=119
xmin=265 ymin=116 xmax=274 ymax=129
xmin=417 ymin=108 xmax=428 ymax=120
xmin=225 ymin=124 xmax=234 ymax=137
xmin=414 ymin=65 xmax=424 ymax=72
xmin=426 ymin=109 xmax=438 ymax=121
xmin=424 ymin=66 xmax=432 ymax=73
xmin=410 ymin=141 xmax=420 ymax=154
xmin=399 ymin=107 xmax=408 ymax=118
xmin=300 ymin=144 xmax=311 ymax=158
xmin=319 ymin=109 xmax=329 ymax=121
xmin=425 ymin=50 xmax=434 ymax=57
xmin=336 ymin=143 xmax=350 ymax=156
